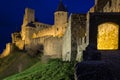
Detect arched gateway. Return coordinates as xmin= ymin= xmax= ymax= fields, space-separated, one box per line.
xmin=97 ymin=22 xmax=119 ymax=50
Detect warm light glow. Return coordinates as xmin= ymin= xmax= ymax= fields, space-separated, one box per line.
xmin=97 ymin=22 xmax=119 ymax=50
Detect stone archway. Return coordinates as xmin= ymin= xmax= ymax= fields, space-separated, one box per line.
xmin=97 ymin=22 xmax=119 ymax=50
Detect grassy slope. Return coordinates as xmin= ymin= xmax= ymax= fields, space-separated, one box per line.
xmin=0 ymin=50 xmax=39 ymax=79
xmin=4 ymin=59 xmax=76 ymax=80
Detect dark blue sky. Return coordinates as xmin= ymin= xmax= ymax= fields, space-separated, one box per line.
xmin=0 ymin=0 xmax=94 ymax=53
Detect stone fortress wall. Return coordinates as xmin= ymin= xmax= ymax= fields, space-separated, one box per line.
xmin=0 ymin=43 xmax=13 ymax=58
xmin=13 ymin=1 xmax=68 ymax=59
xmin=44 ymin=37 xmax=63 ymax=58
xmin=34 ymin=22 xmax=52 ymax=32
xmin=62 ymin=16 xmax=71 ymax=61
xmin=0 ymin=1 xmax=87 ymax=61
xmin=103 ymin=0 xmax=120 ymax=12
xmin=90 ymin=0 xmax=120 ymax=13
xmin=1 ymin=0 xmax=118 ymax=61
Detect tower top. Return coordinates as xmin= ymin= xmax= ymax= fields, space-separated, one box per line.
xmin=56 ymin=0 xmax=67 ymax=12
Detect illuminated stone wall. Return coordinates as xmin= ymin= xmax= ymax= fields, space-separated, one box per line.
xmin=34 ymin=9 xmax=68 ymax=38
xmin=34 ymin=23 xmax=67 ymax=38
xmin=62 ymin=17 xmax=71 ymax=61
xmin=93 ymin=0 xmax=120 ymax=12
xmin=44 ymin=37 xmax=62 ymax=58
xmin=35 ymin=26 xmax=55 ymax=38
xmin=11 ymin=32 xmax=21 ymax=43
xmin=15 ymin=40 xmax=24 ymax=50
xmin=24 ymin=27 xmax=36 ymax=45
xmin=34 ymin=22 xmax=52 ymax=32
xmin=23 ymin=8 xmax=35 ymax=26
xmin=11 ymin=32 xmax=24 ymax=50
xmin=21 ymin=8 xmax=35 ymax=40
xmin=97 ymin=22 xmax=119 ymax=50
xmin=103 ymin=0 xmax=120 ymax=12
xmin=0 ymin=43 xmax=13 ymax=58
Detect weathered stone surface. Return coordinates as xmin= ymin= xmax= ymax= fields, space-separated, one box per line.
xmin=44 ymin=37 xmax=62 ymax=58
xmin=62 ymin=18 xmax=71 ymax=61
xmin=0 ymin=43 xmax=13 ymax=58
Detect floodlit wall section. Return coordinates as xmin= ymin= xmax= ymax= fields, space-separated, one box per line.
xmin=97 ymin=22 xmax=119 ymax=50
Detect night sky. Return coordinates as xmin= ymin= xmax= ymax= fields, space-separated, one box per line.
xmin=0 ymin=0 xmax=94 ymax=53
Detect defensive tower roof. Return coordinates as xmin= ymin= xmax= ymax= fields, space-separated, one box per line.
xmin=56 ymin=0 xmax=67 ymax=12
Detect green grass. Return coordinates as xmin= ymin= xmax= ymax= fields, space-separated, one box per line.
xmin=4 ymin=59 xmax=76 ymax=80
xmin=0 ymin=50 xmax=39 ymax=79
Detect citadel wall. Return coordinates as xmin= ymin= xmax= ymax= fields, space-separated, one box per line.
xmin=44 ymin=36 xmax=62 ymax=58
xmin=11 ymin=32 xmax=24 ymax=50
xmin=21 ymin=8 xmax=35 ymax=40
xmin=70 ymin=14 xmax=87 ymax=61
xmin=34 ymin=23 xmax=68 ymax=38
xmin=15 ymin=40 xmax=24 ymax=50
xmin=0 ymin=1 xmax=89 ymax=61
xmin=54 ymin=23 xmax=68 ymax=37
xmin=0 ymin=43 xmax=13 ymax=58
xmin=35 ymin=27 xmax=55 ymax=38
xmin=24 ymin=26 xmax=36 ymax=45
xmin=26 ymin=37 xmax=46 ymax=50
xmin=20 ymin=4 xmax=69 ymax=59
xmin=23 ymin=8 xmax=35 ymax=25
xmin=103 ymin=0 xmax=120 ymax=12
xmin=11 ymin=32 xmax=21 ymax=43
xmin=62 ymin=17 xmax=71 ymax=61
xmin=34 ymin=22 xmax=52 ymax=32
xmin=94 ymin=0 xmax=120 ymax=12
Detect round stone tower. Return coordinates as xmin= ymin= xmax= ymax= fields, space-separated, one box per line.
xmin=54 ymin=0 xmax=68 ymax=25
